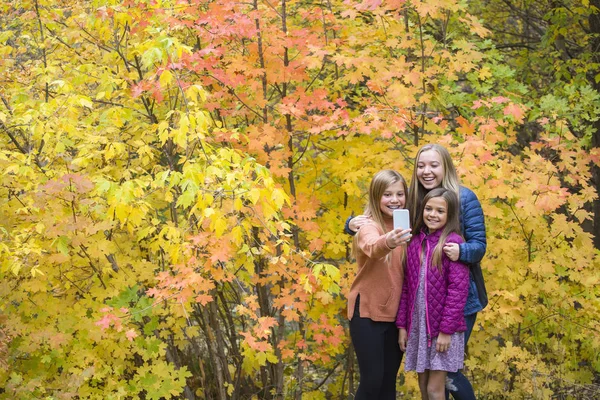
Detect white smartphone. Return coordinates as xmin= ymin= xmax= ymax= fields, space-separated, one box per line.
xmin=393 ymin=209 xmax=410 ymax=231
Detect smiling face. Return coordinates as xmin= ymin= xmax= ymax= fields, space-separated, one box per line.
xmin=379 ymin=181 xmax=406 ymax=219
xmin=423 ymin=196 xmax=448 ymax=234
xmin=416 ymin=150 xmax=444 ymax=190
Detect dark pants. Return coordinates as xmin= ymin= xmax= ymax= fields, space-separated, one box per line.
xmin=446 ymin=313 xmax=478 ymax=400
xmin=350 ymin=298 xmax=402 ymax=400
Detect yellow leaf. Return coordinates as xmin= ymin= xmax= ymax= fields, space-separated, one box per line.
xmin=234 ymin=198 xmax=243 ymax=211
xmin=478 ymin=66 xmax=492 ymax=80
xmin=79 ymin=96 xmax=93 ymax=109
xmin=271 ymin=188 xmax=289 ymax=209
xmin=231 ymin=226 xmax=244 ymax=246
xmin=248 ymin=188 xmax=261 ymax=205
xmin=172 ymin=127 xmax=187 ymax=148
xmin=159 ymin=70 xmax=173 ymax=87
xmin=158 ymin=121 xmax=170 ymax=145
xmin=115 ymin=203 xmax=130 ymax=223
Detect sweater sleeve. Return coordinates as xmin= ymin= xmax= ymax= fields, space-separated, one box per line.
xmin=440 ymin=238 xmax=470 ymax=334
xmin=356 ymin=223 xmax=392 ymax=260
xmin=459 ymin=187 xmax=487 ymax=265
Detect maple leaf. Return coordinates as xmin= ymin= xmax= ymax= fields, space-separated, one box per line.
xmin=48 ymin=332 xmax=68 ymax=349
xmin=308 ymin=238 xmax=325 ymax=252
xmin=456 ymin=116 xmax=475 ymax=136
xmin=296 ymin=340 xmax=307 ymax=350
xmin=478 ymin=66 xmax=492 ymax=80
xmin=503 ymin=103 xmax=526 ymax=122
xmin=126 ymin=329 xmax=138 ymax=341
xmin=95 ymin=314 xmax=115 ymax=330
xmin=195 ymin=294 xmax=213 ymax=305
xmin=354 ymin=0 xmax=382 ymax=11
xmin=459 ymin=15 xmax=490 ymax=37
xmin=209 ymin=238 xmax=234 ymax=263
xmin=131 ymin=82 xmax=145 ymax=98
xmin=491 ymin=96 xmax=510 ymax=104
xmin=346 ymin=70 xmax=364 ymax=84
xmin=471 ymin=99 xmax=487 ymax=110
xmin=279 ymin=346 xmax=295 ymax=361
xmin=253 ymin=317 xmax=277 ymax=339
xmin=281 ymin=307 xmax=300 ymax=322
xmin=240 ymin=332 xmax=271 ymax=352
xmin=588 ymin=149 xmax=600 ymax=166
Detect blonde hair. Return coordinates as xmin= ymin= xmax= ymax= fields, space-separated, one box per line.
xmin=406 ymin=144 xmax=461 ymax=228
xmin=353 ymin=170 xmax=408 ymax=257
xmin=413 ymin=188 xmax=462 ymax=271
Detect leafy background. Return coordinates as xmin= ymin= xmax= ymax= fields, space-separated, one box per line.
xmin=1 ymin=0 xmax=599 ymax=398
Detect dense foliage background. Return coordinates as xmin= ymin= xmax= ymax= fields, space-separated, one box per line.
xmin=1 ymin=0 xmax=599 ymax=398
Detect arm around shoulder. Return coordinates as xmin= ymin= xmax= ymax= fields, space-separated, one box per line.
xmin=344 ymin=216 xmax=356 ymax=236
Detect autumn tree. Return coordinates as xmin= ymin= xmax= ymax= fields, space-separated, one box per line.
xmin=470 ymin=0 xmax=600 ymax=249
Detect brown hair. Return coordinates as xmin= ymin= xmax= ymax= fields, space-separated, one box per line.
xmin=353 ymin=170 xmax=408 ymax=257
xmin=413 ymin=187 xmax=462 ymax=271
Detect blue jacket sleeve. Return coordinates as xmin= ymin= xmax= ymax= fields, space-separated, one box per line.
xmin=458 ymin=187 xmax=487 ymax=265
xmin=344 ymin=216 xmax=357 ymax=236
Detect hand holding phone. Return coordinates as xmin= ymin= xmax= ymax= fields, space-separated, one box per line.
xmin=391 ymin=209 xmax=412 ymax=247
xmin=387 ymin=210 xmax=412 ymax=248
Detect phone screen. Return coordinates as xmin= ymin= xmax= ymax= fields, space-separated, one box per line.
xmin=393 ymin=209 xmax=410 ymax=231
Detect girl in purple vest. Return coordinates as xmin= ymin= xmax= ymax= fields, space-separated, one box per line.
xmin=396 ymin=188 xmax=469 ymax=400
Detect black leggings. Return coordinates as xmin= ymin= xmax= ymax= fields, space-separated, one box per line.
xmin=350 ymin=298 xmax=402 ymax=400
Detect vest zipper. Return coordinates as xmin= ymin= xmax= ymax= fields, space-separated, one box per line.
xmin=407 ymin=239 xmax=419 ymax=338
xmin=424 ymin=239 xmax=432 ymax=348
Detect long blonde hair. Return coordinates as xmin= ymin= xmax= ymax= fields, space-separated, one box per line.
xmin=353 ymin=170 xmax=408 ymax=257
xmin=406 ymin=144 xmax=461 ymax=228
xmin=413 ymin=188 xmax=462 ymax=271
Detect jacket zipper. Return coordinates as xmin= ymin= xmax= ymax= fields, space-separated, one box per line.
xmin=424 ymin=238 xmax=432 ymax=348
xmin=406 ymin=238 xmax=420 ymax=338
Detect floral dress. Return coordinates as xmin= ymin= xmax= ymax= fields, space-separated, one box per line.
xmin=404 ymin=259 xmax=465 ymax=373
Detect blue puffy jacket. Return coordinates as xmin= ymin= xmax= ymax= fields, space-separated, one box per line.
xmin=344 ymin=185 xmax=487 ymax=315
xmin=457 ymin=186 xmax=487 ymax=315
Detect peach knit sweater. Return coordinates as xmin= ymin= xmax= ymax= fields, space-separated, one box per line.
xmin=347 ymin=220 xmax=405 ymax=322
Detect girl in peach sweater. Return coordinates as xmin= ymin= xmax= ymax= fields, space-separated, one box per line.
xmin=347 ymin=170 xmax=412 ymax=399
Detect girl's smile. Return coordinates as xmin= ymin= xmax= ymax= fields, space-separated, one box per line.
xmin=379 ymin=181 xmax=406 ymax=219
xmin=423 ymin=197 xmax=448 ymax=233
xmin=417 ymin=150 xmax=444 ymax=190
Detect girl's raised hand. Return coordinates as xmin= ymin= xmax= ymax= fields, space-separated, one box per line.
xmin=436 ymin=333 xmax=451 ymax=352
xmin=385 ymin=228 xmax=412 ymax=249
xmin=443 ymin=242 xmax=460 ymax=261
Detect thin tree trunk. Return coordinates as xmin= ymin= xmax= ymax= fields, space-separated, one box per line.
xmin=589 ymin=0 xmax=600 ymax=249
xmin=209 ymin=296 xmax=233 ymax=384
xmin=279 ymin=0 xmax=303 ymax=396
xmin=252 ymin=227 xmax=277 ymax=399
xmin=195 ymin=305 xmax=227 ymax=400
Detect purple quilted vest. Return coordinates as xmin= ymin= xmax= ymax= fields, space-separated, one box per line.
xmin=396 ymin=229 xmax=469 ymax=341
